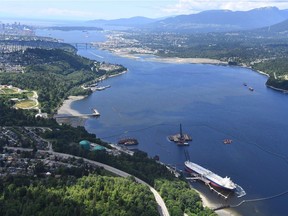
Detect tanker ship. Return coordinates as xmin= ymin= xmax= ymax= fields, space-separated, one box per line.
xmin=184 ymin=160 xmax=236 ymax=191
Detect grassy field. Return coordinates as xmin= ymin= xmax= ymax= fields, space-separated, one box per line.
xmin=15 ymin=100 xmax=37 ymax=109
xmin=0 ymin=87 xmax=19 ymax=94
xmin=25 ymin=91 xmax=35 ymax=98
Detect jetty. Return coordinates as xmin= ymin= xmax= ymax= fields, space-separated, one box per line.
xmin=95 ymin=85 xmax=111 ymax=91
xmin=54 ymin=108 xmax=100 ymax=119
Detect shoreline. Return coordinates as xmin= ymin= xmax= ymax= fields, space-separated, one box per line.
xmin=55 ymin=55 xmax=241 ymax=215
xmin=57 ymin=95 xmax=86 ymax=116
xmin=148 ymin=56 xmax=227 ymax=65
xmin=109 ymin=48 xmax=228 ymax=65
xmin=109 ymin=48 xmax=288 ymax=93
xmin=193 ymin=188 xmax=240 ymax=216
xmin=55 ymin=95 xmax=88 ymax=127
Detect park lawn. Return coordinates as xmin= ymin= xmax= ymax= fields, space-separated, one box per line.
xmin=25 ymin=91 xmax=35 ymax=98
xmin=0 ymin=87 xmax=19 ymax=94
xmin=15 ymin=100 xmax=37 ymax=109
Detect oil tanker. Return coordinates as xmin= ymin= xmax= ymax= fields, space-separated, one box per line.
xmin=185 ymin=160 xmax=236 ymax=191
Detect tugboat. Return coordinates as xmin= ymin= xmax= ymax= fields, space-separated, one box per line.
xmin=91 ymin=108 xmax=100 ymax=116
xmin=168 ymin=124 xmax=192 ymax=146
xmin=223 ymin=139 xmax=233 ymax=144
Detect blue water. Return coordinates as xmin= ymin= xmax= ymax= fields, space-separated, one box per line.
xmin=37 ymin=29 xmax=288 ymax=216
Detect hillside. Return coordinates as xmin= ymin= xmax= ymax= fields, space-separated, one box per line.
xmin=0 ymin=48 xmax=127 ymax=113
xmin=88 ymin=16 xmax=157 ymax=27
xmin=142 ymin=7 xmax=288 ymax=33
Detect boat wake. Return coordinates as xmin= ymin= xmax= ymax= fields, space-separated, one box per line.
xmin=235 ymin=184 xmax=246 ymax=198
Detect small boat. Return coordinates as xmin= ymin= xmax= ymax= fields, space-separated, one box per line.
xmin=223 ymin=139 xmax=233 ymax=144
xmin=91 ymin=108 xmax=100 ymax=116
xmin=249 ymin=87 xmax=254 ymax=91
xmin=243 ymin=83 xmax=247 ymax=86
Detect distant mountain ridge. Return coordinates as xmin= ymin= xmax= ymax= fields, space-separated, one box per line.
xmin=88 ymin=7 xmax=288 ymax=33
xmin=143 ymin=7 xmax=288 ymax=33
xmin=87 ymin=16 xmax=158 ymax=27
xmin=256 ymin=18 xmax=288 ymax=34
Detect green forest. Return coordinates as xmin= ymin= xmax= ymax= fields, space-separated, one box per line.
xmin=0 ymin=46 xmax=214 ymax=216
xmin=155 ymin=179 xmax=215 ymax=216
xmin=0 ymin=48 xmax=126 ymax=113
xmin=0 ymin=175 xmax=158 ymax=216
xmin=0 ymin=99 xmax=213 ymax=216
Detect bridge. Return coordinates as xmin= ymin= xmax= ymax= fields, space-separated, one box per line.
xmin=70 ymin=42 xmax=95 ymax=49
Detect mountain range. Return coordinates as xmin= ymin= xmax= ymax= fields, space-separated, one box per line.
xmin=88 ymin=7 xmax=288 ymax=33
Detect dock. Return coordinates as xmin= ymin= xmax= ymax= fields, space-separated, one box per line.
xmin=187 ymin=175 xmax=231 ymax=199
xmin=54 ymin=108 xmax=100 ymax=119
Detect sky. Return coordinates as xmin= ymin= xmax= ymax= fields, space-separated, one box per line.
xmin=1 ymin=0 xmax=288 ymax=21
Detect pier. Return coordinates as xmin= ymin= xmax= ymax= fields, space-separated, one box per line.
xmin=187 ymin=175 xmax=231 ymax=199
xmin=54 ymin=108 xmax=100 ymax=119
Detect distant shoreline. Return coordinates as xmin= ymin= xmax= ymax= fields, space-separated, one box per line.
xmin=149 ymin=56 xmax=227 ymax=65
xmin=110 ymin=48 xmax=227 ymax=65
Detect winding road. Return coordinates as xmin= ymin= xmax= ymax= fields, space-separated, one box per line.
xmin=6 ymin=147 xmax=170 ymax=216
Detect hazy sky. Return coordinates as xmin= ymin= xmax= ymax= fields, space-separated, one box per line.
xmin=1 ymin=0 xmax=288 ymax=20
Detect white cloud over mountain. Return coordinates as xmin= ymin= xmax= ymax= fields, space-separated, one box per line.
xmin=162 ymin=0 xmax=288 ymax=15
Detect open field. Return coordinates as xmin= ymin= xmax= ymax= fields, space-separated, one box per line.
xmin=0 ymin=87 xmax=19 ymax=94
xmin=15 ymin=100 xmax=37 ymax=109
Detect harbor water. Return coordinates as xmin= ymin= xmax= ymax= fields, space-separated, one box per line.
xmin=37 ymin=29 xmax=288 ymax=216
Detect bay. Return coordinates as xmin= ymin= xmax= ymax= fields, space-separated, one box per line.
xmin=37 ymin=29 xmax=288 ymax=216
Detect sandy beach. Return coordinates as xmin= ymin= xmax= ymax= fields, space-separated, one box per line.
xmin=194 ymin=188 xmax=240 ymax=216
xmin=55 ymin=96 xmax=88 ymax=127
xmin=57 ymin=95 xmax=86 ymax=116
xmin=107 ymin=47 xmax=228 ymax=65
xmin=148 ymin=56 xmax=227 ymax=65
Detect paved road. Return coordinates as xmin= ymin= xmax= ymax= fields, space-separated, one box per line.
xmin=6 ymin=147 xmax=170 ymax=216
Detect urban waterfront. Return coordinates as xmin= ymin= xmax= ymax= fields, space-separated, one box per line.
xmin=37 ymin=29 xmax=288 ymax=216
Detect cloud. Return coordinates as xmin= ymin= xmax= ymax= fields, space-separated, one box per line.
xmin=161 ymin=0 xmax=288 ymax=15
xmin=39 ymin=8 xmax=95 ymax=19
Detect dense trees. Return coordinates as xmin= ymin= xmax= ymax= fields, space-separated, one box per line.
xmin=0 ymin=98 xmax=56 ymax=127
xmin=155 ymin=179 xmax=216 ymax=216
xmin=0 ymin=48 xmax=126 ymax=113
xmin=252 ymin=58 xmax=288 ymax=89
xmin=0 ymin=175 xmax=158 ymax=216
xmin=0 ymin=46 xmax=214 ymax=215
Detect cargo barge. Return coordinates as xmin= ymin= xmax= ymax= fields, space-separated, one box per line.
xmin=118 ymin=138 xmax=139 ymax=146
xmin=168 ymin=124 xmax=192 ymax=146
